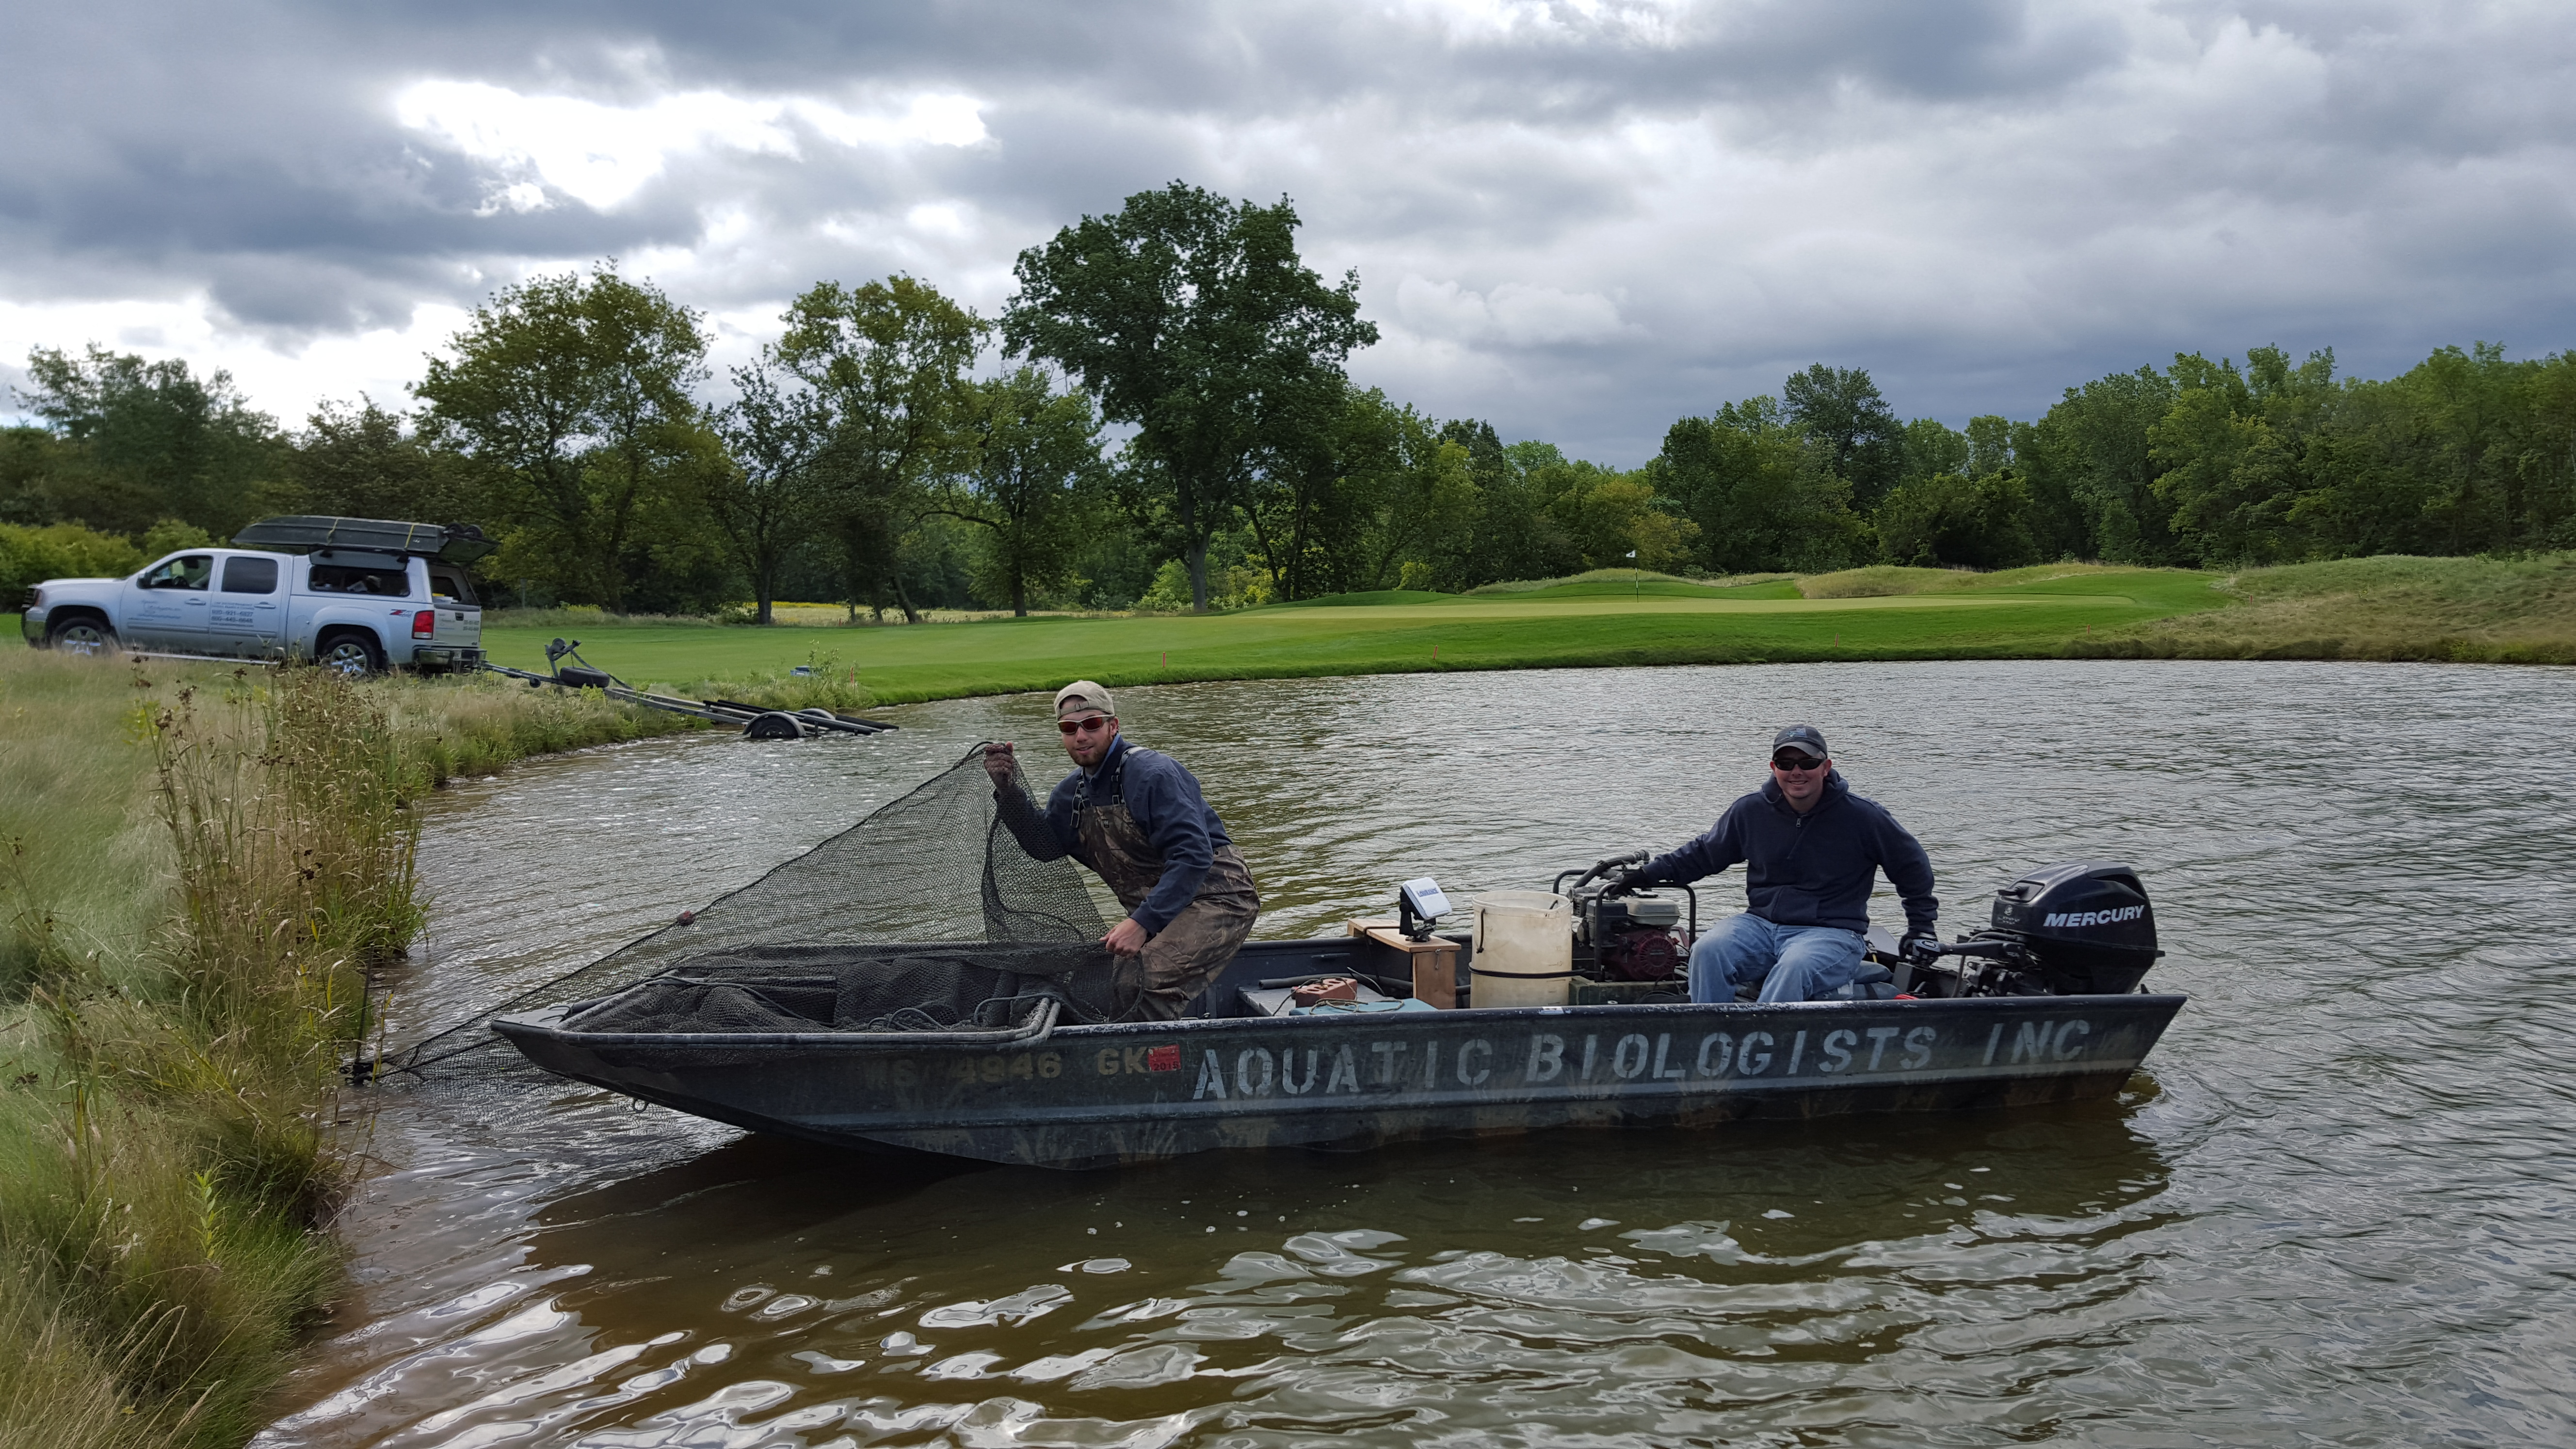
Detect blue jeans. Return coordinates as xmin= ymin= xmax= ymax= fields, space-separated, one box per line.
xmin=1689 ymin=913 xmax=1868 ymax=1004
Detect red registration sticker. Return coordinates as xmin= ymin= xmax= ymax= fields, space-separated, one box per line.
xmin=1145 ymin=1044 xmax=1182 ymax=1072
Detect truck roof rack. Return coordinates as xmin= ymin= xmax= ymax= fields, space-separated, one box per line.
xmin=230 ymin=515 xmax=498 ymax=564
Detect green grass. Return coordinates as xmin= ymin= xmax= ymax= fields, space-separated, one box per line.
xmin=0 ymin=651 xmax=747 ymax=1449
xmin=10 ymin=552 xmax=2567 ymax=729
xmin=459 ymin=566 xmax=2233 ymax=705
xmin=0 ymin=664 xmax=410 ymax=1449
xmin=2084 ymin=552 xmax=2576 ymax=663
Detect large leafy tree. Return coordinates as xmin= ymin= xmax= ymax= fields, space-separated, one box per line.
xmin=1649 ymin=398 xmax=1867 ymax=574
xmin=1782 ymin=364 xmax=1904 ymax=510
xmin=14 ymin=345 xmax=283 ymax=537
xmin=933 ymin=366 xmax=1107 ymax=615
xmin=2015 ymin=365 xmax=2183 ymax=564
xmin=1246 ymin=387 xmax=1480 ymax=598
xmin=414 ymin=265 xmax=711 ymax=609
xmin=1436 ymin=420 xmax=1580 ymax=587
xmin=709 ymin=357 xmax=835 ymax=624
xmin=775 ymin=276 xmax=986 ymax=624
xmin=1875 ymin=472 xmax=2041 ymax=568
xmin=1004 ymin=182 xmax=1378 ymax=612
xmin=289 ymin=397 xmax=480 ymax=525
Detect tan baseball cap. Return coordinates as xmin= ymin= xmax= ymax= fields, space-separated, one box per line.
xmin=1053 ymin=680 xmax=1116 ymax=719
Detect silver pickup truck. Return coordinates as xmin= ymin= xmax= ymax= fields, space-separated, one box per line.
xmin=18 ymin=515 xmax=491 ymax=675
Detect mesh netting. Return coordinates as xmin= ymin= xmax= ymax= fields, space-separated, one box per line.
xmin=381 ymin=745 xmax=1121 ymax=1084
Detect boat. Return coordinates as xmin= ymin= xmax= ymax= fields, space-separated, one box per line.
xmin=492 ymin=858 xmax=2186 ymax=1169
xmin=468 ymin=747 xmax=2185 ymax=1169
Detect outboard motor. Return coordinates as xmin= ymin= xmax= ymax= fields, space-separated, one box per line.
xmin=1959 ymin=861 xmax=2161 ymax=995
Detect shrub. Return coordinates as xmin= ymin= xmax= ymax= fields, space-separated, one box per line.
xmin=0 ymin=523 xmax=145 ymax=601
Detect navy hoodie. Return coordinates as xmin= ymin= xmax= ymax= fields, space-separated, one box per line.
xmin=1002 ymin=734 xmax=1235 ymax=934
xmin=1636 ymin=771 xmax=1937 ymax=935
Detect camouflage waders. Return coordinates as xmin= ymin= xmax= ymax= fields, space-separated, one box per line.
xmin=1074 ymin=780 xmax=1259 ymax=1021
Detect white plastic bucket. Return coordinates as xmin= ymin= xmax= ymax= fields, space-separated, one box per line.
xmin=1470 ymin=891 xmax=1573 ymax=1008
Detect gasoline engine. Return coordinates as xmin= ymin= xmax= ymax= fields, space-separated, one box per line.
xmin=1557 ymin=851 xmax=1694 ymax=984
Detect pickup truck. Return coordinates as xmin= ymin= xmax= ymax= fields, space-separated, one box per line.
xmin=18 ymin=515 xmax=490 ymax=675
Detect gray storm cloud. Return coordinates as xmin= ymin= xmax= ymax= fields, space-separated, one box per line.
xmin=2 ymin=0 xmax=2570 ymax=461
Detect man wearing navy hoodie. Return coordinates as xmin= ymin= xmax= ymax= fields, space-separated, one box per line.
xmin=1626 ymin=725 xmax=1939 ymax=1003
xmin=985 ymin=681 xmax=1260 ymax=1020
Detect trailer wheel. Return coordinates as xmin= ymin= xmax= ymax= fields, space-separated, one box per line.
xmin=317 ymin=632 xmax=384 ymax=677
xmin=48 ymin=616 xmax=117 ymax=657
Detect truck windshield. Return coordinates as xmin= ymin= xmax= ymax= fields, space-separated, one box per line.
xmin=307 ymin=564 xmax=412 ymax=598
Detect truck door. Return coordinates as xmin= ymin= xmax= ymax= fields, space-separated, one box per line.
xmin=209 ymin=554 xmax=286 ymax=657
xmin=129 ymin=554 xmax=215 ymax=650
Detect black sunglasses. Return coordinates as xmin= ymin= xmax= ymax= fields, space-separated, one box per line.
xmin=1771 ymin=753 xmax=1827 ymax=772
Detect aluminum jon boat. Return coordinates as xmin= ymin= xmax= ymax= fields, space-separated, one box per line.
xmin=492 ymin=933 xmax=2186 ymax=1171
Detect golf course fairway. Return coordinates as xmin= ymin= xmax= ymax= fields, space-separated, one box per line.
xmin=481 ymin=566 xmax=2234 ymax=705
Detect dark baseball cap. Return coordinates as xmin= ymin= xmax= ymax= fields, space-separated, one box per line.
xmin=1771 ymin=724 xmax=1829 ymax=759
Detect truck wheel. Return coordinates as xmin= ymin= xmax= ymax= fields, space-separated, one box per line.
xmin=48 ymin=617 xmax=117 ymax=657
xmin=318 ymin=633 xmax=384 ymax=677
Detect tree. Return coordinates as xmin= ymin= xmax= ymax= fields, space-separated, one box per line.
xmin=1435 ymin=420 xmax=1579 ymax=587
xmin=2272 ymin=343 xmax=2576 ymax=559
xmin=1336 ymin=396 xmax=1480 ymax=592
xmin=707 ymin=358 xmax=835 ymax=624
xmin=934 ymin=367 xmax=1107 ymax=615
xmin=1782 ymin=364 xmax=1903 ymax=509
xmin=1243 ymin=387 xmax=1480 ymax=598
xmin=1898 ymin=417 xmax=1968 ymax=484
xmin=775 ymin=276 xmax=987 ymax=625
xmin=1649 ymin=399 xmax=1867 ymax=574
xmin=1875 ymin=472 xmax=2040 ymax=568
xmin=2016 ymin=365 xmax=2184 ymax=564
xmin=1005 ymin=182 xmax=1378 ymax=612
xmin=1964 ymin=415 xmax=2014 ymax=479
xmin=413 ymin=264 xmax=712 ymax=609
xmin=1553 ymin=471 xmax=1698 ymax=572
xmin=14 ymin=345 xmax=282 ymax=537
xmin=289 ymin=397 xmax=480 ymax=524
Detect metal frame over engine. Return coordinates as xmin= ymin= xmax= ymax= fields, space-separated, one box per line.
xmin=1556 ymin=851 xmax=1697 ymax=995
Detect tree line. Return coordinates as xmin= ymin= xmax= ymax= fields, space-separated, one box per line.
xmin=8 ymin=181 xmax=2573 ymax=615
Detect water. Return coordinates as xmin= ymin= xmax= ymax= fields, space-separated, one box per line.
xmin=263 ymin=661 xmax=2576 ymax=1447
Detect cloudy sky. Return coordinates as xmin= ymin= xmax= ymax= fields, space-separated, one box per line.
xmin=5 ymin=0 xmax=2570 ymax=464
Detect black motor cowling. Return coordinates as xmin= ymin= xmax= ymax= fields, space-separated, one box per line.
xmin=1981 ymin=860 xmax=2159 ymax=994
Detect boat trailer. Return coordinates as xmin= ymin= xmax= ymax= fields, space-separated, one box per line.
xmin=482 ymin=638 xmax=896 ymax=740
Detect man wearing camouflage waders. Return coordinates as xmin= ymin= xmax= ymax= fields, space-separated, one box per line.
xmin=985 ymin=682 xmax=1261 ymax=1020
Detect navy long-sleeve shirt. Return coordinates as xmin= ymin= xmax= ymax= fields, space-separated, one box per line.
xmin=1637 ymin=771 xmax=1938 ymax=936
xmin=999 ymin=734 xmax=1235 ymax=935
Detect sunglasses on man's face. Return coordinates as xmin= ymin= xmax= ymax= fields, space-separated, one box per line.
xmin=1059 ymin=715 xmax=1113 ymax=736
xmin=1771 ymin=753 xmax=1826 ymax=772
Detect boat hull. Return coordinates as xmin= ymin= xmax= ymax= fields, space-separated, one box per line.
xmin=494 ymin=990 xmax=2185 ymax=1169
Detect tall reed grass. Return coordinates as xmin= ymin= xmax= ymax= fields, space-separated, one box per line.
xmin=0 ymin=662 xmax=422 ymax=1449
xmin=2080 ymin=552 xmax=2576 ymax=663
xmin=0 ymin=646 xmax=826 ymax=1449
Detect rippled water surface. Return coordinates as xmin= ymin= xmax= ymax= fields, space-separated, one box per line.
xmin=262 ymin=661 xmax=2576 ymax=1447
